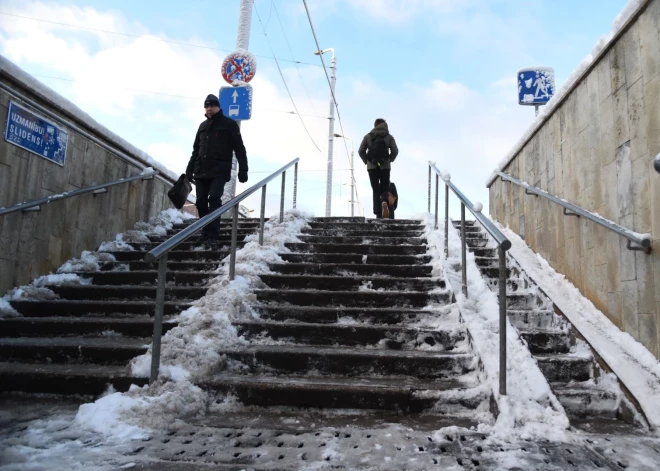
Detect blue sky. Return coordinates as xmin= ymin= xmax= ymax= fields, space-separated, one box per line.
xmin=0 ymin=0 xmax=629 ymax=218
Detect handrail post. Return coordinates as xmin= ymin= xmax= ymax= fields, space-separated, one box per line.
xmin=434 ymin=174 xmax=439 ymax=230
xmin=444 ymin=184 xmax=449 ymax=260
xmin=280 ymin=171 xmax=286 ymax=223
xmin=428 ymin=165 xmax=432 ymax=213
xmin=150 ymin=253 xmax=167 ymax=384
xmin=293 ymin=162 xmax=299 ymax=210
xmin=499 ymin=245 xmax=507 ymax=396
xmin=229 ymin=205 xmax=239 ymax=281
xmin=461 ymin=203 xmax=467 ymax=297
xmin=259 ymin=185 xmax=266 ymax=246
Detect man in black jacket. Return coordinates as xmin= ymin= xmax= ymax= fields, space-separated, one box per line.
xmin=186 ymin=94 xmax=248 ymax=239
xmin=358 ymin=119 xmax=399 ymax=219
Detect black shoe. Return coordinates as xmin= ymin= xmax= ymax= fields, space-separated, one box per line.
xmin=201 ymin=231 xmax=221 ymax=241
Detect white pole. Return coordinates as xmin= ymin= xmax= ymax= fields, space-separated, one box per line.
xmin=223 ymin=0 xmax=253 ymax=208
xmin=350 ymin=147 xmax=355 ymax=217
xmin=325 ymin=54 xmax=337 ymax=217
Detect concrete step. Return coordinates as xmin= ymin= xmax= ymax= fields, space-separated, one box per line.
xmin=535 ymin=355 xmax=593 ymax=383
xmin=165 ymin=228 xmax=256 ymax=237
xmin=451 ymin=220 xmax=476 ymax=226
xmin=129 ymin=241 xmax=246 ymax=251
xmin=307 ymin=223 xmax=423 ymax=232
xmin=313 ymin=217 xmax=422 ymax=224
xmin=171 ymin=219 xmax=264 ymax=230
xmin=0 ymin=361 xmax=147 ymax=395
xmin=201 ymin=374 xmax=481 ymax=412
xmin=280 ymin=253 xmax=432 ymax=266
xmin=507 ymin=309 xmax=557 ymax=329
xmin=90 ymin=271 xmax=217 ymax=286
xmin=480 ymin=267 xmax=513 ymax=279
xmin=254 ymin=305 xmax=445 ymax=325
xmin=551 ymin=383 xmax=620 ymax=419
xmin=268 ymin=263 xmax=433 ymax=278
xmin=109 ymin=250 xmax=230 ymax=262
xmin=452 ymin=225 xmax=481 ymax=233
xmin=297 ymin=235 xmax=426 ymax=246
xmin=220 ymin=345 xmax=474 ymax=379
xmin=469 ymin=247 xmax=497 ymax=257
xmin=233 ymin=321 xmax=466 ymax=350
xmin=285 ymin=243 xmax=426 ymax=256
xmin=0 ymin=316 xmax=176 ymax=337
xmin=485 ymin=277 xmax=531 ymax=292
xmin=506 ymin=293 xmax=546 ymax=310
xmin=49 ymin=285 xmax=206 ymax=301
xmin=519 ymin=329 xmax=571 ymax=354
xmin=464 ymin=237 xmax=489 ymax=248
xmin=100 ymin=261 xmax=220 ymax=272
xmin=0 ymin=336 xmax=148 ymax=364
xmin=254 ymin=289 xmax=451 ymax=308
xmin=258 ymin=274 xmax=445 ymax=292
xmin=150 ymin=233 xmax=248 ymax=243
xmin=10 ymin=299 xmax=190 ymax=317
xmin=301 ymin=229 xmax=424 ymax=238
xmin=474 ymin=256 xmax=501 ymax=268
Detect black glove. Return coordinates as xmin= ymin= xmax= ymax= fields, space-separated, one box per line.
xmin=238 ymin=171 xmax=248 ymax=183
xmin=185 ymin=173 xmax=193 ymax=183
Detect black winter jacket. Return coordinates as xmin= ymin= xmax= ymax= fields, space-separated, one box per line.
xmin=186 ymin=110 xmax=248 ymax=179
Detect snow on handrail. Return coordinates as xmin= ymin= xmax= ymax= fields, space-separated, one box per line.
xmin=430 ymin=163 xmax=511 ymax=251
xmin=497 ymin=171 xmax=651 ymax=252
xmin=0 ymin=171 xmax=159 ymax=217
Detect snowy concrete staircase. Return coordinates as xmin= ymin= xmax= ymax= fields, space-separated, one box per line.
xmin=455 ymin=220 xmax=645 ymax=432
xmin=0 ymin=219 xmax=260 ymax=396
xmin=202 ymin=217 xmax=492 ymax=424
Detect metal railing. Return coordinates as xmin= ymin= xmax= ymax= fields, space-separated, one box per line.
xmin=144 ymin=158 xmax=299 ymax=383
xmin=428 ymin=162 xmax=511 ymax=396
xmin=496 ymin=172 xmax=652 ymax=254
xmin=0 ymin=170 xmax=158 ymax=217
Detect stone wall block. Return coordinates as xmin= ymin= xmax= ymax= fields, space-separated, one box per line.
xmin=577 ymin=81 xmax=589 ymax=132
xmin=0 ymin=258 xmax=16 ymax=295
xmin=597 ymin=54 xmax=614 ymax=102
xmin=47 ymin=234 xmax=63 ymax=272
xmin=645 ymin=75 xmax=660 ymax=160
xmin=611 ymin=43 xmax=626 ymax=93
xmin=0 ymin=213 xmax=21 ymax=262
xmin=635 ymin=250 xmax=656 ymax=314
xmin=627 ymin=78 xmax=649 ymax=160
xmin=603 ymin=160 xmax=619 ymax=222
xmin=631 ymin=156 xmax=652 ymax=233
xmin=598 ymin=95 xmax=616 ymax=165
xmin=639 ymin=313 xmax=657 ymax=357
xmin=622 ymin=279 xmax=640 ymax=340
xmin=67 ymin=146 xmax=84 ymax=189
xmin=615 ymin=142 xmax=634 ymax=218
xmin=619 ymin=214 xmax=638 ymax=281
xmin=638 ymin=0 xmax=660 ymax=83
xmin=608 ymin=291 xmax=623 ymax=327
xmin=607 ymin=231 xmax=622 ymax=293
xmin=613 ymin=86 xmax=631 ymax=148
xmin=24 ymin=155 xmax=46 ymax=202
xmin=622 ymin=23 xmax=643 ymax=87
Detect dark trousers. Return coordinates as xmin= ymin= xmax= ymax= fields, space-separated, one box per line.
xmin=368 ymin=169 xmax=390 ymax=217
xmin=195 ymin=174 xmax=229 ymax=232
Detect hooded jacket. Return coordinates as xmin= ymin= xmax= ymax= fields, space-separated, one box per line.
xmin=358 ymin=122 xmax=399 ymax=170
xmin=186 ymin=110 xmax=248 ymax=179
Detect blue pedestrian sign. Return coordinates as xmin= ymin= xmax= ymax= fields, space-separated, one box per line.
xmin=518 ymin=67 xmax=555 ymax=106
xmin=4 ymin=101 xmax=69 ymax=166
xmin=219 ymin=85 xmax=252 ymax=121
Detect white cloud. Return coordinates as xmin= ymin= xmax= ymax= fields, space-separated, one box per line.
xmin=0 ymin=0 xmax=534 ymax=219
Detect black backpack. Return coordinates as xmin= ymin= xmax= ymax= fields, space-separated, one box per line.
xmin=368 ymin=134 xmax=389 ymax=165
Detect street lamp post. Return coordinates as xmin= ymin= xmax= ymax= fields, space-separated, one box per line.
xmin=334 ymin=133 xmax=355 ymax=217
xmin=315 ymin=48 xmax=336 ymax=217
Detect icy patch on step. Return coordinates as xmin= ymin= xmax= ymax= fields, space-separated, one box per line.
xmin=99 ymin=233 xmax=136 ymax=252
xmin=58 ymin=250 xmax=117 ymax=273
xmin=416 ymin=212 xmax=570 ymax=441
xmin=0 ymin=297 xmax=20 ymax=318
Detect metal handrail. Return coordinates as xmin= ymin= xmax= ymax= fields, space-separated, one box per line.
xmin=428 ymin=162 xmax=510 ymax=396
xmin=145 ymin=157 xmax=299 ymax=383
xmin=0 ymin=170 xmax=158 ymax=217
xmin=496 ymin=171 xmax=652 ymax=253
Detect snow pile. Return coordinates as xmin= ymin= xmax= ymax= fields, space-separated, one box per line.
xmin=486 ymin=0 xmax=648 ymax=186
xmin=497 ymin=222 xmax=660 ymax=430
xmin=74 ymin=210 xmax=311 ymax=441
xmin=419 ymin=213 xmax=570 ymax=441
xmin=1 ymin=273 xmax=92 ymax=317
xmin=0 ymin=55 xmax=180 ymax=184
xmin=58 ymin=251 xmax=117 ymax=273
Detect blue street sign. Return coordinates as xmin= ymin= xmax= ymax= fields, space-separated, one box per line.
xmin=219 ymin=85 xmax=252 ymax=121
xmin=4 ymin=101 xmax=68 ymax=166
xmin=518 ymin=67 xmax=555 ymax=106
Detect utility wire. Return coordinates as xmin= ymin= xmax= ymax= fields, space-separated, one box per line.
xmin=253 ymin=2 xmax=321 ymax=152
xmin=28 ymin=73 xmax=329 ymax=119
xmin=0 ymin=11 xmax=321 ymax=67
xmin=272 ymin=0 xmax=319 ymax=117
xmin=301 ymin=0 xmax=363 ymax=213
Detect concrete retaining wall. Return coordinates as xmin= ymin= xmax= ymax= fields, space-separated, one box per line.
xmin=488 ymin=0 xmax=660 ymax=358
xmin=0 ymin=74 xmax=176 ymax=294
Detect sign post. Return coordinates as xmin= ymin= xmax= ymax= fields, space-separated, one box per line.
xmin=517 ymin=67 xmax=555 ymax=116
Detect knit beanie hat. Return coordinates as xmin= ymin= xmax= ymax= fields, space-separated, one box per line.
xmin=204 ymin=94 xmax=220 ymax=107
